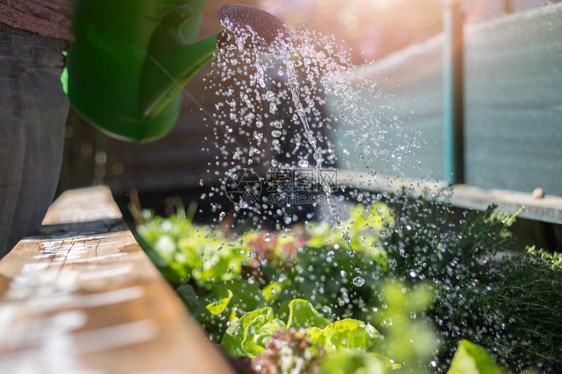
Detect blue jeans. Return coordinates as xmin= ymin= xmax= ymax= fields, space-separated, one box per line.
xmin=0 ymin=23 xmax=69 ymax=257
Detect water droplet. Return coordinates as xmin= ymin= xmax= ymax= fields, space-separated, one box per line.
xmin=269 ymin=102 xmax=277 ymax=113
xmin=352 ymin=277 xmax=365 ymax=287
xmin=265 ymin=91 xmax=275 ymax=101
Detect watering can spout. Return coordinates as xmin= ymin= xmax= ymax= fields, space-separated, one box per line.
xmin=218 ymin=4 xmax=288 ymax=47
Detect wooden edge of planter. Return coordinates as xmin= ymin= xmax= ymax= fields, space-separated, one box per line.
xmin=0 ymin=186 xmax=235 ymax=374
xmin=338 ymin=170 xmax=562 ymax=225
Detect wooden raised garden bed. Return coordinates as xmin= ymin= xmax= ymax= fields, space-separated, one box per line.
xmin=0 ymin=186 xmax=234 ymax=373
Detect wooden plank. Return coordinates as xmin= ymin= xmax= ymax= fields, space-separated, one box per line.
xmin=449 ymin=185 xmax=562 ymax=225
xmin=0 ymin=186 xmax=234 ymax=374
xmin=338 ymin=170 xmax=562 ymax=224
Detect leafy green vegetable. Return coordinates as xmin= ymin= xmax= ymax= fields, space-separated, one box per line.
xmin=370 ymin=279 xmax=438 ymax=373
xmin=314 ymin=319 xmax=380 ymax=353
xmin=195 ymin=279 xmax=266 ymax=341
xmin=319 ymin=351 xmax=392 ymax=374
xmin=138 ymin=196 xmax=557 ymax=373
xmin=136 ymin=210 xmax=249 ymax=287
xmin=306 ymin=202 xmax=392 ymax=255
xmin=221 ymin=297 xmax=381 ymax=362
xmin=271 ymin=244 xmax=386 ymax=320
xmin=222 ymin=307 xmax=286 ymax=358
xmin=447 ymin=340 xmax=502 ymax=374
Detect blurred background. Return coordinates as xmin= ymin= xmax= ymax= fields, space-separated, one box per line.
xmin=258 ymin=0 xmax=553 ymax=62
xmin=59 ymin=0 xmax=560 ymax=210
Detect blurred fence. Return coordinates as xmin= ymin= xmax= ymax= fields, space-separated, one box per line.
xmin=328 ymin=3 xmax=562 ymax=196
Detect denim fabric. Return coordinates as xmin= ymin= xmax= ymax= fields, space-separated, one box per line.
xmin=0 ymin=23 xmax=69 ymax=257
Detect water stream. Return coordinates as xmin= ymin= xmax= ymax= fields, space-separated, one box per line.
xmin=206 ymin=23 xmax=405 ymax=253
xmin=283 ymin=55 xmax=354 ymax=252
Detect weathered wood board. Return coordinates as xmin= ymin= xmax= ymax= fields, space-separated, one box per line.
xmin=0 ymin=186 xmax=234 ymax=374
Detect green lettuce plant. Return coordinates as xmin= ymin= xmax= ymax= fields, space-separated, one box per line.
xmin=137 ymin=196 xmax=560 ymax=373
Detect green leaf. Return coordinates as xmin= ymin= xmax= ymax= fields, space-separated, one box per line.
xmin=206 ymin=288 xmax=233 ymax=315
xmin=278 ymin=298 xmax=330 ymax=329
xmin=303 ymin=326 xmax=324 ymax=343
xmin=447 ymin=340 xmax=502 ymax=374
xmin=317 ymin=319 xmax=381 ymax=353
xmin=225 ymin=279 xmax=265 ymax=312
xmin=195 ymin=280 xmax=267 ymax=342
xmin=261 ymin=281 xmax=284 ymax=302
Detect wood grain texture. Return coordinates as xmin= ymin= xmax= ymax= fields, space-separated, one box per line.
xmin=0 ymin=186 xmax=235 ymax=374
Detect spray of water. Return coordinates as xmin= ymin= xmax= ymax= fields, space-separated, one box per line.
xmin=205 ymin=17 xmax=423 ymax=253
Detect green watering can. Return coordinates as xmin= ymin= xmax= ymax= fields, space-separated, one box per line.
xmin=67 ymin=1 xmax=285 ymax=142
